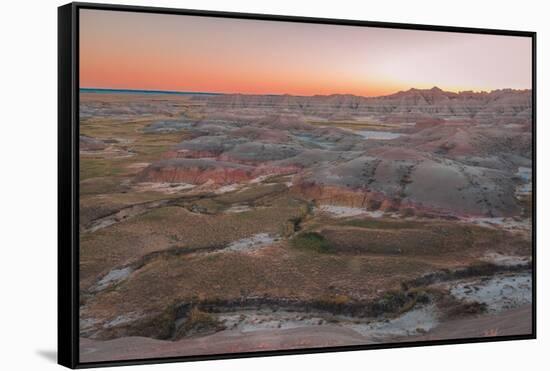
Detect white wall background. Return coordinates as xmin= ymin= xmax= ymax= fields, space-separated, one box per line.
xmin=0 ymin=0 xmax=546 ymax=369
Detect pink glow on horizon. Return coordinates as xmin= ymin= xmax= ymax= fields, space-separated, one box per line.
xmin=80 ymin=9 xmax=532 ymax=97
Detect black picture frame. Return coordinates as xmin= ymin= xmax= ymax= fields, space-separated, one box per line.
xmin=58 ymin=2 xmax=537 ymax=368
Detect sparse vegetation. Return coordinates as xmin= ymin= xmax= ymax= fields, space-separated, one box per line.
xmin=173 ymin=307 xmax=225 ymax=339
xmin=80 ymin=158 xmax=123 ymax=180
xmin=291 ymin=231 xmax=333 ymax=253
xmin=319 ymin=294 xmax=352 ymax=306
xmin=437 ymin=295 xmax=488 ymax=319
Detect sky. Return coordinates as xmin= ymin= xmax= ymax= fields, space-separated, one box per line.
xmin=80 ymin=9 xmax=532 ymax=97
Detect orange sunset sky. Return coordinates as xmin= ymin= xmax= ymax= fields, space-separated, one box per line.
xmin=80 ymin=9 xmax=532 ymax=97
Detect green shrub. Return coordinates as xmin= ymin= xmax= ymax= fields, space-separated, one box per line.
xmin=291 ymin=232 xmax=333 ymax=253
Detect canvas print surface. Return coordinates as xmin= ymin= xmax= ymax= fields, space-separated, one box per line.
xmin=78 ymin=9 xmax=533 ymax=363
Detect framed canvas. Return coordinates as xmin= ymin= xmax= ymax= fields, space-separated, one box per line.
xmin=58 ymin=2 xmax=536 ymax=368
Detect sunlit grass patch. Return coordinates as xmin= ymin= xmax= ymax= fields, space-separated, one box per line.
xmin=80 ymin=158 xmax=124 ymax=180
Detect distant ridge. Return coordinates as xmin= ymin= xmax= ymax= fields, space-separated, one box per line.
xmin=80 ymin=86 xmax=532 ymax=100
xmin=80 ymin=88 xmax=223 ymax=96
xmin=191 ymin=87 xmax=532 ymax=124
xmin=81 ymin=87 xmax=531 ymax=123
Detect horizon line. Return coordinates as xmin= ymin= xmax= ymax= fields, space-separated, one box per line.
xmin=80 ymin=86 xmax=532 ymax=99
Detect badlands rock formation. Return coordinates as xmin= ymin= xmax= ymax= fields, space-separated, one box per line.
xmin=137 ymin=88 xmax=532 ymax=217
xmin=192 ymin=87 xmax=532 ymax=123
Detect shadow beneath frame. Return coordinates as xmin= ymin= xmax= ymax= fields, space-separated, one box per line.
xmin=36 ymin=350 xmax=57 ymax=363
